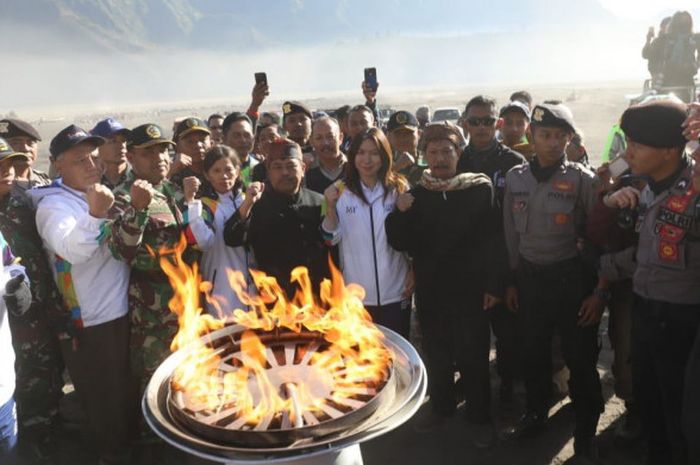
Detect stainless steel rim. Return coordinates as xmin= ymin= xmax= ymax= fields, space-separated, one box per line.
xmin=143 ymin=324 xmax=426 ymax=463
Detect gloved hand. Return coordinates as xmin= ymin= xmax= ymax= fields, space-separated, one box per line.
xmin=4 ymin=274 xmax=31 ymax=316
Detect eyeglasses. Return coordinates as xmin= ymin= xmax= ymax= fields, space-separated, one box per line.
xmin=466 ymin=117 xmax=497 ymax=127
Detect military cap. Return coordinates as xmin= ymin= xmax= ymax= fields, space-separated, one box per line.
xmin=499 ymin=100 xmax=531 ymax=120
xmin=530 ymin=103 xmax=576 ymax=133
xmin=222 ymin=112 xmax=253 ymax=135
xmin=91 ymin=118 xmax=130 ymax=138
xmin=266 ymin=138 xmax=303 ymax=165
xmin=620 ymin=100 xmax=688 ymax=149
xmin=0 ymin=137 xmax=29 ymax=162
xmin=173 ymin=117 xmax=211 ymax=141
xmin=128 ymin=124 xmax=174 ymax=149
xmin=0 ymin=118 xmax=42 ymax=141
xmin=282 ymin=101 xmax=313 ymax=120
xmin=387 ymin=111 xmax=419 ymax=132
xmin=49 ymin=125 xmax=104 ymax=159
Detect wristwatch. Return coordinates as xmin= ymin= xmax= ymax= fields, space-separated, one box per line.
xmin=593 ymin=287 xmax=611 ymax=303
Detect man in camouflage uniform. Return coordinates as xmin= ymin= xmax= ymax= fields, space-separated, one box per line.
xmin=0 ymin=137 xmax=63 ymax=464
xmin=104 ymin=124 xmax=194 ymax=398
xmin=0 ymin=119 xmax=52 ymax=197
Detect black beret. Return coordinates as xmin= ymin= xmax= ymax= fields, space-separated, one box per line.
xmin=222 ymin=112 xmax=253 ymax=135
xmin=620 ymin=100 xmax=688 ymax=149
xmin=0 ymin=118 xmax=42 ymax=141
xmin=282 ymin=101 xmax=313 ymax=120
xmin=530 ymin=103 xmax=576 ymax=133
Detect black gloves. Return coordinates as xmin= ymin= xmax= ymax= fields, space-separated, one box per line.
xmin=4 ymin=274 xmax=31 ymax=316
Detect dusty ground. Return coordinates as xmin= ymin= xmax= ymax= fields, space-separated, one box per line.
xmin=50 ymin=311 xmax=644 ymax=465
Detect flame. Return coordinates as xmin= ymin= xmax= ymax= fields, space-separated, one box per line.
xmin=159 ymin=236 xmax=393 ymax=429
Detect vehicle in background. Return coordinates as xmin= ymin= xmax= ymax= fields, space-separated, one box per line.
xmin=432 ymin=107 xmax=461 ymax=124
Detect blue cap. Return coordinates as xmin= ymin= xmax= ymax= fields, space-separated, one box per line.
xmin=91 ymin=118 xmax=130 ymax=138
xmin=50 ymin=125 xmax=104 ymax=159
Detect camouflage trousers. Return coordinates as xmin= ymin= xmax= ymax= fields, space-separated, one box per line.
xmin=7 ymin=307 xmax=63 ymax=434
xmin=128 ymin=273 xmax=179 ymax=397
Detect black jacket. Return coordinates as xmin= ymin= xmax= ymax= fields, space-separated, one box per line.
xmin=458 ymin=141 xmax=526 ymax=209
xmin=385 ymin=181 xmax=501 ymax=297
xmin=224 ymin=187 xmax=329 ymax=295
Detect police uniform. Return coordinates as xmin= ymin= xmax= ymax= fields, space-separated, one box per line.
xmin=503 ymin=104 xmax=603 ymax=453
xmin=617 ymin=100 xmax=700 ymax=465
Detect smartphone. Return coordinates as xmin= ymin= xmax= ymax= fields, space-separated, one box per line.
xmin=254 ymin=72 xmax=267 ymax=86
xmin=609 ymin=155 xmax=629 ymax=178
xmin=364 ymin=67 xmax=378 ymax=92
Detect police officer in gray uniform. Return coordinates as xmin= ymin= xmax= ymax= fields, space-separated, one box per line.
xmin=503 ymin=103 xmax=604 ymax=461
xmin=603 ymin=100 xmax=697 ymax=465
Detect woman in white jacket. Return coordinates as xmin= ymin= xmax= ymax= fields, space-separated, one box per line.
xmin=184 ymin=145 xmax=255 ymax=318
xmin=322 ymin=127 xmax=413 ymax=338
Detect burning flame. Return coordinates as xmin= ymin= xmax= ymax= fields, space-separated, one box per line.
xmin=159 ymin=236 xmax=393 ymax=430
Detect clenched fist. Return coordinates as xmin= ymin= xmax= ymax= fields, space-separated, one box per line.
xmin=183 ymin=176 xmax=201 ymax=203
xmin=396 ymin=192 xmax=415 ymax=212
xmin=324 ymin=184 xmax=341 ymax=209
xmin=86 ymin=183 xmax=115 ymax=218
xmin=130 ymin=179 xmax=153 ymax=211
xmin=239 ymin=182 xmax=265 ymax=219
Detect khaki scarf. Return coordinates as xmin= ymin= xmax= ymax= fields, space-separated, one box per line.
xmin=418 ymin=170 xmax=492 ymax=192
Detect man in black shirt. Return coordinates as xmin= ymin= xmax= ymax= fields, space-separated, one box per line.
xmin=224 ymin=138 xmax=329 ymax=295
xmin=458 ymin=95 xmax=526 ymax=401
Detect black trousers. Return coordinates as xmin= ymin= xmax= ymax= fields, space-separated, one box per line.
xmin=489 ymin=302 xmax=520 ymax=384
xmin=632 ymin=296 xmax=700 ymax=465
xmin=684 ymin=323 xmax=700 ymax=465
xmin=415 ymin=285 xmax=491 ymax=423
xmin=60 ymin=315 xmax=137 ymax=465
xmin=365 ymin=299 xmax=411 ymax=340
xmin=516 ymin=257 xmax=602 ymax=440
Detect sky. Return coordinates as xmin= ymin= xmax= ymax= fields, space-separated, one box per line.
xmin=1 ymin=0 xmax=699 ymax=115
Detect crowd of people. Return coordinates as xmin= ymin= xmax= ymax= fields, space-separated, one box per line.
xmin=0 ymin=70 xmax=699 ymax=465
xmin=642 ymin=10 xmax=700 ymax=102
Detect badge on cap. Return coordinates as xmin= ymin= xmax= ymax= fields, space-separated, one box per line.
xmin=397 ymin=112 xmax=408 ymax=125
xmin=0 ymin=141 xmax=8 ymax=151
xmin=283 ymin=103 xmax=292 ymax=114
xmin=186 ymin=118 xmax=197 ymax=128
xmin=533 ymin=109 xmax=544 ymax=122
xmin=0 ymin=123 xmax=8 ymax=134
xmin=146 ymin=125 xmax=161 ymax=138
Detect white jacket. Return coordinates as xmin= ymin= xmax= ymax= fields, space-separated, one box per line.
xmin=322 ymin=182 xmax=409 ymax=306
xmin=29 ymin=180 xmax=129 ymax=328
xmin=186 ymin=192 xmax=254 ymax=317
xmin=0 ymin=234 xmax=26 ymax=405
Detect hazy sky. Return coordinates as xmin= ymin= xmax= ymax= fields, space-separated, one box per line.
xmin=1 ymin=0 xmax=699 ymax=115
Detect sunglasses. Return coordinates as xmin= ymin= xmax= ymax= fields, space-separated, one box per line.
xmin=467 ymin=117 xmax=497 ymax=127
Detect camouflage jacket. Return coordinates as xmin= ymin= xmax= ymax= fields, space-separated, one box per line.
xmin=105 ymin=172 xmax=194 ymax=274
xmin=11 ymin=168 xmax=52 ymax=199
xmin=0 ymin=193 xmax=63 ymax=328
